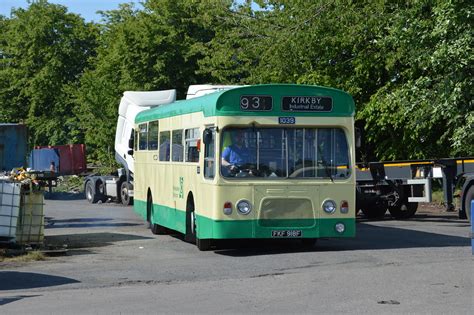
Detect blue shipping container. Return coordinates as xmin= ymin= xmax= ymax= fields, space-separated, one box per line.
xmin=0 ymin=124 xmax=28 ymax=171
xmin=28 ymin=148 xmax=60 ymax=172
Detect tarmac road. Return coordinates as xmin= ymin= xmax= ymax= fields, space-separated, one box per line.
xmin=0 ymin=196 xmax=473 ymax=314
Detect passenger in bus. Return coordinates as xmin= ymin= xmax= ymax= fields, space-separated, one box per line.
xmin=221 ymin=130 xmax=251 ymax=173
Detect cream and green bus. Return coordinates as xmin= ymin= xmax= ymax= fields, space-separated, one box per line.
xmin=133 ymin=84 xmax=356 ymax=250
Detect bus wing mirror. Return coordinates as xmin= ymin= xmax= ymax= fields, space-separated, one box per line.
xmin=355 ymin=127 xmax=362 ymax=148
xmin=203 ymin=129 xmax=213 ymax=145
xmin=128 ymin=137 xmax=134 ymax=149
xmin=127 ymin=149 xmax=134 ymax=156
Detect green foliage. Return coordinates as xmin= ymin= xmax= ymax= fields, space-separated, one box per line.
xmin=0 ymin=0 xmax=98 ymax=146
xmin=0 ymin=0 xmax=471 ymax=164
xmin=74 ymin=0 xmax=214 ymax=163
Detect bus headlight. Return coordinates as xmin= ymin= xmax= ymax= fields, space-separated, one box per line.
xmin=335 ymin=223 xmax=345 ymax=233
xmin=322 ymin=199 xmax=337 ymax=214
xmin=236 ymin=200 xmax=252 ymax=215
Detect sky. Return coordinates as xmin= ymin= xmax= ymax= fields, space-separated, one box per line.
xmin=0 ymin=0 xmax=139 ymax=22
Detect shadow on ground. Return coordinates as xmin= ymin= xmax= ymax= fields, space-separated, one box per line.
xmin=0 ymin=271 xmax=79 ymax=291
xmin=0 ymin=295 xmax=42 ymax=306
xmin=213 ymin=220 xmax=470 ymax=257
xmin=44 ymin=192 xmax=84 ymax=200
xmin=44 ymin=217 xmax=141 ymax=229
xmin=45 ymin=232 xmax=153 ymax=250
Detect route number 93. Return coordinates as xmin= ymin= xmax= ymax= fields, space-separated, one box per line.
xmin=240 ymin=95 xmax=272 ymax=111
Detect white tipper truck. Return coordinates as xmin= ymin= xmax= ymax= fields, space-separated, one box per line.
xmin=84 ymin=85 xmax=239 ymax=205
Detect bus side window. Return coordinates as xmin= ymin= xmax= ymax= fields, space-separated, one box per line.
xmin=138 ymin=123 xmax=148 ymax=150
xmin=172 ymin=130 xmax=184 ymax=162
xmin=148 ymin=121 xmax=159 ymax=150
xmin=185 ymin=128 xmax=200 ymax=162
xmin=203 ymin=128 xmax=215 ymax=179
xmin=159 ymin=131 xmax=170 ymax=161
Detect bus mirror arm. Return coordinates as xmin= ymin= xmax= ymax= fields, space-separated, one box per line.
xmin=203 ymin=129 xmax=212 ymax=145
xmin=355 ymin=127 xmax=362 ymax=148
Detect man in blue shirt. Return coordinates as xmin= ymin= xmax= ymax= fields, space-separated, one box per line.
xmin=221 ymin=131 xmax=251 ymax=172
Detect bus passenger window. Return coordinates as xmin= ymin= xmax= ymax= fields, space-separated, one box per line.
xmin=172 ymin=130 xmax=184 ymax=162
xmin=138 ymin=123 xmax=148 ymax=150
xmin=185 ymin=128 xmax=200 ymax=162
xmin=148 ymin=121 xmax=159 ymax=150
xmin=204 ymin=128 xmax=215 ymax=179
xmin=159 ymin=131 xmax=170 ymax=161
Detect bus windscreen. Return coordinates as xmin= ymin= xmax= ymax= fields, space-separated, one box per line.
xmin=221 ymin=127 xmax=350 ymax=179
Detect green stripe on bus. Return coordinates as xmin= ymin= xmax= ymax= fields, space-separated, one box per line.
xmin=134 ymin=199 xmax=355 ymax=239
xmin=136 ymin=84 xmax=354 ymax=123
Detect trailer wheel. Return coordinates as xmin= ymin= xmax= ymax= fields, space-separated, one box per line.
xmin=388 ymin=202 xmax=418 ymax=219
xmin=120 ymin=182 xmax=133 ymax=206
xmin=463 ymin=185 xmax=473 ymax=223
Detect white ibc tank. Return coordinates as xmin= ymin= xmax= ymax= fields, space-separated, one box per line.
xmin=0 ymin=181 xmax=21 ymax=243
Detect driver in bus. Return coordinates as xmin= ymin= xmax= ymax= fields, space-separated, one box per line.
xmin=221 ymin=130 xmax=251 ymax=173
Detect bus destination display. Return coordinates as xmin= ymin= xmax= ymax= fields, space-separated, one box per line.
xmin=240 ymin=95 xmax=273 ymax=111
xmin=282 ymin=96 xmax=333 ymax=112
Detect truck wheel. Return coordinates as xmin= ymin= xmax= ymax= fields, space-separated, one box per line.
xmin=85 ymin=181 xmax=99 ymax=203
xmin=360 ymin=202 xmax=387 ymax=219
xmin=463 ymin=185 xmax=473 ymax=223
xmin=388 ymin=202 xmax=418 ymax=219
xmin=120 ymin=182 xmax=133 ymax=206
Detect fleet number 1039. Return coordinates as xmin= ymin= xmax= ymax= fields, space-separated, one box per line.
xmin=278 ymin=117 xmax=296 ymax=124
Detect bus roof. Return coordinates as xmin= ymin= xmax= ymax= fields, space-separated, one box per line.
xmin=135 ymin=84 xmax=354 ymax=124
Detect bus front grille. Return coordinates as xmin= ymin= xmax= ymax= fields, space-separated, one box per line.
xmin=258 ymin=198 xmax=315 ymax=227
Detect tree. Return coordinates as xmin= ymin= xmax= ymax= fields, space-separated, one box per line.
xmin=75 ymin=0 xmax=214 ymax=163
xmin=0 ymin=0 xmax=98 ymax=146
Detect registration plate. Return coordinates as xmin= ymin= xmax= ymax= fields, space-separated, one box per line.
xmin=271 ymin=230 xmax=302 ymax=238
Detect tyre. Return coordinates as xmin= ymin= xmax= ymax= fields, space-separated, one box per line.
xmin=187 ymin=202 xmax=213 ymax=251
xmin=463 ymin=185 xmax=473 ymax=223
xmin=185 ymin=198 xmax=196 ymax=243
xmin=147 ymin=194 xmax=167 ymax=235
xmin=120 ymin=182 xmax=133 ymax=206
xmin=85 ymin=181 xmax=99 ymax=203
xmin=196 ymin=237 xmax=212 ymax=251
xmin=360 ymin=202 xmax=387 ymax=219
xmin=388 ymin=202 xmax=418 ymax=219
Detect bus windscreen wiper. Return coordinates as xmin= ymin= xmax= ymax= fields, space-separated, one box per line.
xmin=318 ymin=159 xmax=334 ymax=183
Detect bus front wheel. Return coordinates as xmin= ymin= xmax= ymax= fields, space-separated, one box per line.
xmin=196 ymin=237 xmax=212 ymax=251
xmin=148 ymin=194 xmax=167 ymax=235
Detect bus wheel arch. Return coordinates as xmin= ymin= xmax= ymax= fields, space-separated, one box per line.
xmin=185 ymin=193 xmax=196 ymax=243
xmin=147 ymin=189 xmax=167 ymax=235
